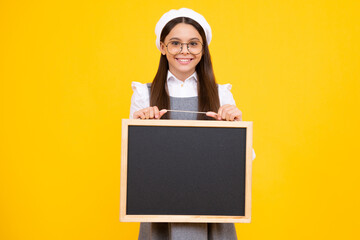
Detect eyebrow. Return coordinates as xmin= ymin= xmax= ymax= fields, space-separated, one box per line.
xmin=169 ymin=37 xmax=201 ymax=41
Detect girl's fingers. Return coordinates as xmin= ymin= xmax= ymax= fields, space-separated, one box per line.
xmin=159 ymin=109 xmax=167 ymax=118
xmin=134 ymin=106 xmax=166 ymax=120
xmin=226 ymin=110 xmax=235 ymax=121
xmin=217 ymin=105 xmax=227 ymax=120
xmin=221 ymin=105 xmax=233 ymax=120
xmin=133 ymin=112 xmax=139 ymax=119
xmin=153 ymin=106 xmax=160 ymax=119
xmin=217 ymin=105 xmax=233 ymax=121
xmin=235 ymin=109 xmax=242 ymax=121
xmin=144 ymin=108 xmax=150 ymax=119
xmin=149 ymin=107 xmax=154 ymax=119
xmin=133 ymin=111 xmax=141 ymax=119
xmin=135 ymin=106 xmax=164 ymax=120
xmin=217 ymin=105 xmax=242 ymax=121
xmin=137 ymin=106 xmax=239 ymax=120
xmin=229 ymin=111 xmax=237 ymax=121
xmin=134 ymin=111 xmax=145 ymax=120
xmin=206 ymin=111 xmax=218 ymax=119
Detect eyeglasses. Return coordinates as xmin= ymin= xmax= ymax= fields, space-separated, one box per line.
xmin=164 ymin=40 xmax=203 ymax=55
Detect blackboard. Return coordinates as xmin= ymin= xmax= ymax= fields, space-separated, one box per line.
xmin=120 ymin=120 xmax=253 ymax=223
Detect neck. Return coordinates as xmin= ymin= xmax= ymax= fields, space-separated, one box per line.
xmin=169 ymin=68 xmax=195 ymax=82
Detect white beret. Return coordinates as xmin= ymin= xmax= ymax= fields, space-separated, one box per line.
xmin=155 ymin=8 xmax=212 ymax=51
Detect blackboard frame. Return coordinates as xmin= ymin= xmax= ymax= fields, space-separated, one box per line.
xmin=120 ymin=119 xmax=253 ymax=223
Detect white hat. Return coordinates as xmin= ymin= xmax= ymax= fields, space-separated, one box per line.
xmin=155 ymin=8 xmax=212 ymax=51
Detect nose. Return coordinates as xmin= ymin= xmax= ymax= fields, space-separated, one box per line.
xmin=180 ymin=43 xmax=190 ymax=54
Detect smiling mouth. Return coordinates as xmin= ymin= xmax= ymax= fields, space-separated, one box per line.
xmin=176 ymin=58 xmax=194 ymax=64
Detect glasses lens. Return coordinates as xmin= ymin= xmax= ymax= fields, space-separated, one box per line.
xmin=187 ymin=41 xmax=202 ymax=54
xmin=167 ymin=41 xmax=182 ymax=55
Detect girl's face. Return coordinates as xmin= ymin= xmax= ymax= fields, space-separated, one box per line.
xmin=160 ymin=23 xmax=203 ymax=81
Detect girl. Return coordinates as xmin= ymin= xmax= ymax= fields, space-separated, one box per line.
xmin=130 ymin=8 xmax=251 ymax=240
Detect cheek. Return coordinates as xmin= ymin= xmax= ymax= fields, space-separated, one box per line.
xmin=194 ymin=54 xmax=203 ymax=64
xmin=165 ymin=54 xmax=174 ymax=62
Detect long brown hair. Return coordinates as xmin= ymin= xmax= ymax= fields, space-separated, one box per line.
xmin=150 ymin=17 xmax=220 ymax=120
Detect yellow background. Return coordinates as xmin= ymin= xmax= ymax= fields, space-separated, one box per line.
xmin=1 ymin=0 xmax=359 ymax=239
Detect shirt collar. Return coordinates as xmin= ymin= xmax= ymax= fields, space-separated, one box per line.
xmin=167 ymin=70 xmax=198 ymax=83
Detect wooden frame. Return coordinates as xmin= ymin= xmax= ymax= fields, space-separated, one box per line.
xmin=120 ymin=119 xmax=253 ymax=223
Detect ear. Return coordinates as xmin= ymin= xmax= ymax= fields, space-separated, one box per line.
xmin=160 ymin=42 xmax=166 ymax=55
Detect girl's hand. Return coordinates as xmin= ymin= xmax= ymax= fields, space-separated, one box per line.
xmin=133 ymin=106 xmax=167 ymax=120
xmin=206 ymin=104 xmax=242 ymax=121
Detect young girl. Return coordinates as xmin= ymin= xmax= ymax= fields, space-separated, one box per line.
xmin=130 ymin=8 xmax=252 ymax=240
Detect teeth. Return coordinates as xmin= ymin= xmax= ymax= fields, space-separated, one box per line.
xmin=178 ymin=59 xmax=191 ymax=62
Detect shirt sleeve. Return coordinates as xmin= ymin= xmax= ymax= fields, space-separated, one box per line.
xmin=218 ymin=83 xmax=236 ymax=106
xmin=129 ymin=82 xmax=150 ymax=119
xmin=218 ymin=83 xmax=256 ymax=161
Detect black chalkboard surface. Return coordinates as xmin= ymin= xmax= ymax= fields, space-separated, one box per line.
xmin=120 ymin=120 xmax=253 ymax=223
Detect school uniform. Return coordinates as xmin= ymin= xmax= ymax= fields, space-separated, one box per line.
xmin=130 ymin=71 xmax=236 ymax=119
xmin=130 ymin=70 xmax=255 ymax=240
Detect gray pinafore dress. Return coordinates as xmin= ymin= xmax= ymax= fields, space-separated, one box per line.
xmin=138 ymin=85 xmax=238 ymax=240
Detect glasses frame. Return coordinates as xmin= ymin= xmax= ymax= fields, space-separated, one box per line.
xmin=164 ymin=40 xmax=204 ymax=55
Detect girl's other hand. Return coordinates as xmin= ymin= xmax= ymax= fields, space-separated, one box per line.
xmin=206 ymin=104 xmax=242 ymax=121
xmin=133 ymin=106 xmax=167 ymax=120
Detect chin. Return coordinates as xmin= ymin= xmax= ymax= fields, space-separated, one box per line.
xmin=176 ymin=65 xmax=196 ymax=73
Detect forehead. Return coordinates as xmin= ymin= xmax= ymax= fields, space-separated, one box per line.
xmin=165 ymin=23 xmax=203 ymax=42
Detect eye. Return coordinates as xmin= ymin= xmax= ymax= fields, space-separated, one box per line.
xmin=170 ymin=41 xmax=180 ymax=46
xmin=189 ymin=41 xmax=199 ymax=46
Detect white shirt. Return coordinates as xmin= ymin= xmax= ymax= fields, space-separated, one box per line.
xmin=130 ymin=71 xmax=236 ymax=118
xmin=129 ymin=70 xmax=256 ymax=160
